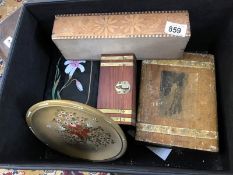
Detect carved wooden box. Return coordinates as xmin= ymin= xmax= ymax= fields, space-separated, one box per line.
xmin=52 ymin=11 xmax=190 ymax=60
xmin=97 ymin=54 xmax=136 ymax=125
xmin=136 ymin=53 xmax=218 ymax=152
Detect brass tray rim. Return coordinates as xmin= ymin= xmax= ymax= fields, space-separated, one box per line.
xmin=26 ymin=100 xmax=127 ymax=162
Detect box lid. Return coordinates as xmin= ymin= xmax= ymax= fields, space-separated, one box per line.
xmin=52 ymin=11 xmax=191 ymax=39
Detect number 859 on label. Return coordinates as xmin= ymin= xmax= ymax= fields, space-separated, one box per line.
xmin=165 ymin=21 xmax=187 ymax=37
xmin=169 ymin=26 xmax=181 ymax=34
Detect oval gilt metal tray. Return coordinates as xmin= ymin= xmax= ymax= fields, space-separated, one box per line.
xmin=26 ymin=100 xmax=127 ymax=162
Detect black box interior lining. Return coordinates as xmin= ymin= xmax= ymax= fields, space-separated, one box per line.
xmin=0 ymin=0 xmax=233 ymax=174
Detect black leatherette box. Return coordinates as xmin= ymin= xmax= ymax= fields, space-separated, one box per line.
xmin=1 ymin=0 xmax=233 ymax=174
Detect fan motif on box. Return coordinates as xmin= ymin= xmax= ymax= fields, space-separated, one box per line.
xmin=91 ymin=14 xmax=147 ymax=36
xmin=57 ymin=12 xmax=189 ymax=38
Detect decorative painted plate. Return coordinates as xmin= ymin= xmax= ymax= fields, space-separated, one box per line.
xmin=26 ymin=100 xmax=127 ymax=162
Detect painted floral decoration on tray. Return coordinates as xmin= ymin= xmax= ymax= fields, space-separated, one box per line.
xmin=52 ymin=57 xmax=85 ymax=99
xmin=52 ymin=110 xmax=115 ymax=148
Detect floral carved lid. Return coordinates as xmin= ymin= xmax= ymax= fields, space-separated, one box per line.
xmin=26 ymin=100 xmax=127 ymax=161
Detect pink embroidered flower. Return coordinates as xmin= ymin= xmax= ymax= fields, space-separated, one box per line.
xmin=64 ymin=60 xmax=86 ymax=78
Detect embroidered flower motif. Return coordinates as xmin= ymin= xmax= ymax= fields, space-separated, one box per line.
xmin=64 ymin=60 xmax=86 ymax=78
xmin=52 ymin=57 xmax=86 ymax=99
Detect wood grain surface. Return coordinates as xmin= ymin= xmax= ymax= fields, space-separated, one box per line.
xmin=53 ymin=11 xmax=190 ymax=38
xmin=136 ymin=53 xmax=218 ymax=152
xmin=97 ymin=54 xmax=136 ymax=125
